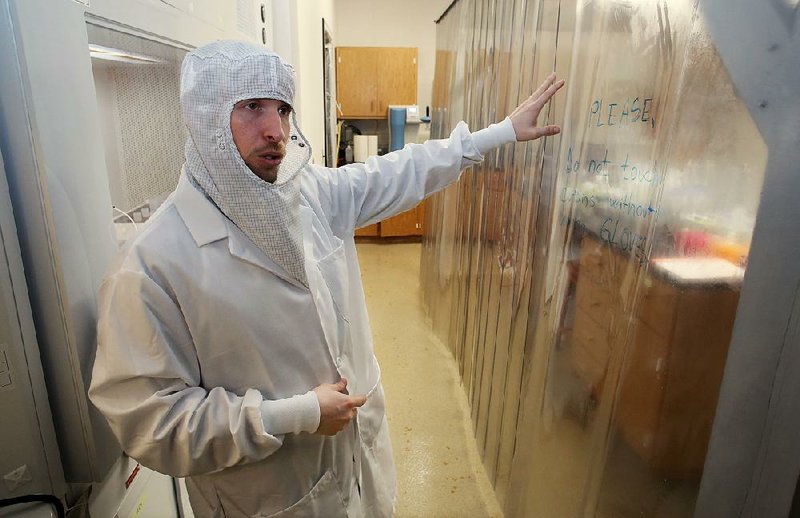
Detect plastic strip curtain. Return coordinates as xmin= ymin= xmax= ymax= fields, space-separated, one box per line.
xmin=421 ymin=0 xmax=767 ymax=515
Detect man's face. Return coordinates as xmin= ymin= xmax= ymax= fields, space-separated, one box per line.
xmin=230 ymin=98 xmax=292 ymax=183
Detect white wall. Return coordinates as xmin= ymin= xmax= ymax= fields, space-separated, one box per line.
xmin=276 ymin=0 xmax=454 ymax=165
xmin=334 ymin=0 xmax=453 ymax=117
xmin=277 ymin=0 xmax=336 ymax=165
xmin=92 ymin=65 xmax=126 ymax=210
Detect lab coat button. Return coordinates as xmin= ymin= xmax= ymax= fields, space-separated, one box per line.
xmin=335 ymin=356 xmax=343 ymax=367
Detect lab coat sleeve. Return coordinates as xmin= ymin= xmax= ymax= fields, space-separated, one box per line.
xmin=89 ymin=269 xmax=320 ymax=478
xmin=309 ymin=118 xmax=517 ymax=235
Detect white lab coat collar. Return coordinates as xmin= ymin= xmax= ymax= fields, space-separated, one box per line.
xmin=172 ymin=173 xmax=227 ymax=246
xmin=173 ymin=173 xmax=307 ymax=290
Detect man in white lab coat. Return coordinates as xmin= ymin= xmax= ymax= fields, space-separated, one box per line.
xmin=89 ymin=40 xmax=563 ymax=517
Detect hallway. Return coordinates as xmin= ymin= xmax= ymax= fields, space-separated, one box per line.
xmin=357 ymin=241 xmax=503 ymax=518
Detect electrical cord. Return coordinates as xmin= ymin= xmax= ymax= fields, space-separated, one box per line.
xmin=113 ymin=205 xmax=138 ymax=231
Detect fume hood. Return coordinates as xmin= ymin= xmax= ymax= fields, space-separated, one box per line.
xmin=0 ymin=0 xmax=275 ymax=514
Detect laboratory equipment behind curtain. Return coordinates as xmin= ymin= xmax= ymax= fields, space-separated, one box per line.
xmin=421 ymin=0 xmax=782 ymax=516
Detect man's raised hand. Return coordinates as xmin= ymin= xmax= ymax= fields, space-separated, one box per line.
xmin=509 ymin=72 xmax=565 ymax=142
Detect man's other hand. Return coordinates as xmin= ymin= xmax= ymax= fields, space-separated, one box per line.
xmin=313 ymin=377 xmax=367 ymax=436
xmin=509 ymin=72 xmax=565 ymax=142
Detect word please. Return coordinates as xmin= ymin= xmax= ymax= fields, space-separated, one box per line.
xmin=587 ymin=97 xmax=655 ymax=128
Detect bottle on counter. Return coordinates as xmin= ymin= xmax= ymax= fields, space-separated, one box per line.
xmin=345 ymin=143 xmax=353 ymax=164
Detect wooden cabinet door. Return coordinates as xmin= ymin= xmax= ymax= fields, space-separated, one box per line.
xmin=379 ymin=201 xmax=424 ymax=237
xmin=355 ymin=223 xmax=379 ymax=237
xmin=336 ymin=47 xmax=379 ymax=117
xmin=336 ymin=47 xmax=417 ymax=119
xmin=376 ymin=47 xmax=418 ymax=114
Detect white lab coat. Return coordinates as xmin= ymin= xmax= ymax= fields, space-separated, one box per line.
xmin=89 ymin=120 xmax=515 ymax=517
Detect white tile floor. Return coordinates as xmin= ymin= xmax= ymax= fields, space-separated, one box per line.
xmin=358 ymin=241 xmax=503 ymax=518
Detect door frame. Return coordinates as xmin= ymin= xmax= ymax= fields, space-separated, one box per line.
xmin=696 ymin=1 xmax=800 ymax=516
xmin=321 ymin=18 xmax=336 ymax=168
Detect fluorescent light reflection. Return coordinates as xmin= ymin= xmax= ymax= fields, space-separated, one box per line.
xmin=89 ymin=44 xmax=163 ymax=64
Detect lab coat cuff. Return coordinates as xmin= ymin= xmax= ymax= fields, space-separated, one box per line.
xmin=260 ymin=390 xmax=321 ymax=436
xmin=470 ymin=117 xmax=517 ymax=156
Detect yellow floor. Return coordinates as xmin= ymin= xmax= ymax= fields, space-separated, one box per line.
xmin=357 ymin=241 xmax=503 ymax=518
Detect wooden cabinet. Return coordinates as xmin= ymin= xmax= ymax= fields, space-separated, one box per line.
xmin=335 ymin=47 xmax=417 ymax=119
xmin=380 ymin=203 xmax=425 ymax=237
xmin=571 ymin=235 xmax=740 ymax=477
xmin=618 ymin=278 xmax=739 ymax=478
xmin=354 ymin=222 xmax=380 ymax=237
xmin=354 ymin=202 xmax=425 ymax=238
xmin=337 ymin=46 xmax=420 ymax=236
xmin=571 ymin=237 xmax=625 ymax=397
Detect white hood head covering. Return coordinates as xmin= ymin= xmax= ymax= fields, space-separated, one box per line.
xmin=180 ymin=40 xmax=311 ymax=286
